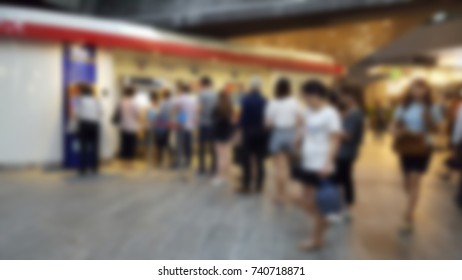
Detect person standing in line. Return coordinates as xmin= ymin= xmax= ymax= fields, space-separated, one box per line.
xmin=211 ymin=91 xmax=235 ymax=187
xmin=439 ymin=90 xmax=462 ymax=181
xmin=118 ymin=87 xmax=141 ymax=170
xmin=265 ymin=78 xmax=304 ymax=203
xmin=335 ymin=85 xmax=365 ymax=220
xmin=372 ymin=101 xmax=388 ymax=141
xmin=390 ymin=79 xmax=443 ymax=232
xmin=237 ymin=78 xmax=267 ymax=193
xmin=172 ymin=82 xmax=198 ymax=171
xmin=293 ymin=80 xmax=342 ymax=251
xmin=197 ymin=76 xmax=218 ymax=177
xmin=450 ymin=93 xmax=462 ymax=209
xmin=154 ymin=89 xmax=174 ymax=168
xmin=74 ymin=84 xmax=102 ymax=176
xmin=146 ymin=91 xmax=160 ymax=167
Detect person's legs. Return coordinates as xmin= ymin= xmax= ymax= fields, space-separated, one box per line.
xmin=89 ymin=123 xmax=100 ymax=174
xmin=208 ymin=129 xmax=217 ymax=175
xmin=241 ymin=143 xmax=252 ymax=191
xmin=215 ymin=142 xmax=224 ymax=178
xmin=198 ymin=126 xmax=206 ymax=173
xmin=125 ymin=132 xmax=137 ymax=170
xmin=405 ymin=172 xmax=422 ymax=224
xmin=78 ymin=122 xmax=89 ymax=175
xmin=222 ymin=142 xmax=231 ymax=181
xmin=255 ymin=152 xmax=265 ymax=192
xmin=156 ymin=131 xmax=169 ymax=166
xmin=299 ymin=185 xmax=327 ymax=250
xmin=273 ymin=153 xmax=289 ymax=202
xmin=184 ymin=131 xmax=192 ymax=168
xmin=174 ymin=130 xmax=184 ymax=168
xmin=337 ymin=159 xmax=354 ymax=207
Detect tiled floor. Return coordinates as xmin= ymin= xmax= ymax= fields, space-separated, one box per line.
xmin=0 ymin=136 xmax=461 ymax=259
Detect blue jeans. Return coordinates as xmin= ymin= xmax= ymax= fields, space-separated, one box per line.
xmin=175 ymin=129 xmax=192 ymax=169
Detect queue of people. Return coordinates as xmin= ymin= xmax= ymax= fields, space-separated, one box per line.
xmin=71 ymin=75 xmax=462 ymax=251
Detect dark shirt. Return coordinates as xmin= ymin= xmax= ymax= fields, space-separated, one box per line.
xmin=239 ymin=91 xmax=267 ymax=132
xmin=338 ymin=108 xmax=364 ymax=160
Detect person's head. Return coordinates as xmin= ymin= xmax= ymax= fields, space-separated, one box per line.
xmin=78 ymin=83 xmax=94 ymax=96
xmin=200 ymin=76 xmax=212 ymax=89
xmin=150 ymin=91 xmax=159 ymax=105
xmin=162 ymin=89 xmax=171 ymax=100
xmin=301 ymin=79 xmax=329 ymax=109
xmin=249 ymin=76 xmax=261 ymax=93
xmin=274 ymin=77 xmax=291 ymax=99
xmin=123 ymin=86 xmax=135 ymax=98
xmin=216 ymin=90 xmax=233 ymax=118
xmin=180 ymin=82 xmax=191 ymax=94
xmin=339 ymin=84 xmax=364 ymax=110
xmin=403 ymin=79 xmax=432 ymax=107
xmin=177 ymin=81 xmax=191 ymax=94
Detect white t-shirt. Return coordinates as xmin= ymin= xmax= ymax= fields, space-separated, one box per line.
xmin=172 ymin=94 xmax=198 ymax=131
xmin=302 ymin=105 xmax=342 ymax=172
xmin=265 ymin=97 xmax=304 ymax=129
xmin=75 ymin=96 xmax=102 ymax=123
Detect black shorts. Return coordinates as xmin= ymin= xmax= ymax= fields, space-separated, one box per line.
xmin=399 ymin=154 xmax=431 ymax=174
xmin=293 ymin=168 xmax=335 ymax=188
xmin=213 ymin=128 xmax=234 ymax=143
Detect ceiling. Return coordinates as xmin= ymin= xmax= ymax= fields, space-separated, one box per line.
xmin=5 ymin=0 xmax=462 ymax=69
xmin=230 ymin=13 xmax=429 ymax=66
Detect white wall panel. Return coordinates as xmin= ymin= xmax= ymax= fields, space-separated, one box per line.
xmin=96 ymin=49 xmax=118 ymax=160
xmin=0 ymin=39 xmax=63 ymax=166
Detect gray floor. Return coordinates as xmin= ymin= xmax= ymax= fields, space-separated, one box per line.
xmin=1 ymin=136 xmax=461 ymax=259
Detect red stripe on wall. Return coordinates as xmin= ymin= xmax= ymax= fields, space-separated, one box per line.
xmin=0 ymin=21 xmax=345 ymax=75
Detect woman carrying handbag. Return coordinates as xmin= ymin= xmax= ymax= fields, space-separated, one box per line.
xmin=391 ymin=79 xmax=443 ymax=233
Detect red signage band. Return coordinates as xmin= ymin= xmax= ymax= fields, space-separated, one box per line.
xmin=0 ymin=21 xmax=345 ymax=75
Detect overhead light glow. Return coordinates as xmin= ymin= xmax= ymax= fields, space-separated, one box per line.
xmin=432 ymin=11 xmax=448 ymax=23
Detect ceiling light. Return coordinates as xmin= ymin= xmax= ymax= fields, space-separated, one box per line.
xmin=433 ymin=11 xmax=447 ymax=23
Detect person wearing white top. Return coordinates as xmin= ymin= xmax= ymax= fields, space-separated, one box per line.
xmin=265 ymin=78 xmax=304 ymax=203
xmin=171 ymin=81 xmax=198 ymax=170
xmin=74 ymin=84 xmax=102 ymax=175
xmin=293 ymin=80 xmax=342 ymax=251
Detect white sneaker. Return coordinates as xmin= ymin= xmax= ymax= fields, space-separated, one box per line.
xmin=326 ymin=213 xmax=343 ymax=224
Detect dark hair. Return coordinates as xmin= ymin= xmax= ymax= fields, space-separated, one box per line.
xmin=301 ymin=79 xmax=328 ymax=98
xmin=123 ymin=86 xmax=135 ymax=97
xmin=177 ymin=81 xmax=190 ymax=93
xmin=274 ymin=78 xmax=291 ymax=99
xmin=215 ymin=91 xmax=233 ymax=119
xmin=200 ymin=76 xmax=212 ymax=87
xmin=162 ymin=89 xmax=171 ymax=99
xmin=402 ymin=79 xmax=433 ymax=108
xmin=78 ymin=83 xmax=93 ymax=96
xmin=150 ymin=91 xmax=159 ymax=103
xmin=340 ymin=84 xmax=364 ymax=109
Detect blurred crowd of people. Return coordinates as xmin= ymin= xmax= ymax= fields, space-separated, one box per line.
xmin=71 ymin=75 xmax=462 ymax=251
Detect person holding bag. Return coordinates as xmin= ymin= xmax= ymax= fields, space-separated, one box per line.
xmin=293 ymin=80 xmax=342 ymax=251
xmin=391 ymin=79 xmax=443 ymax=233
